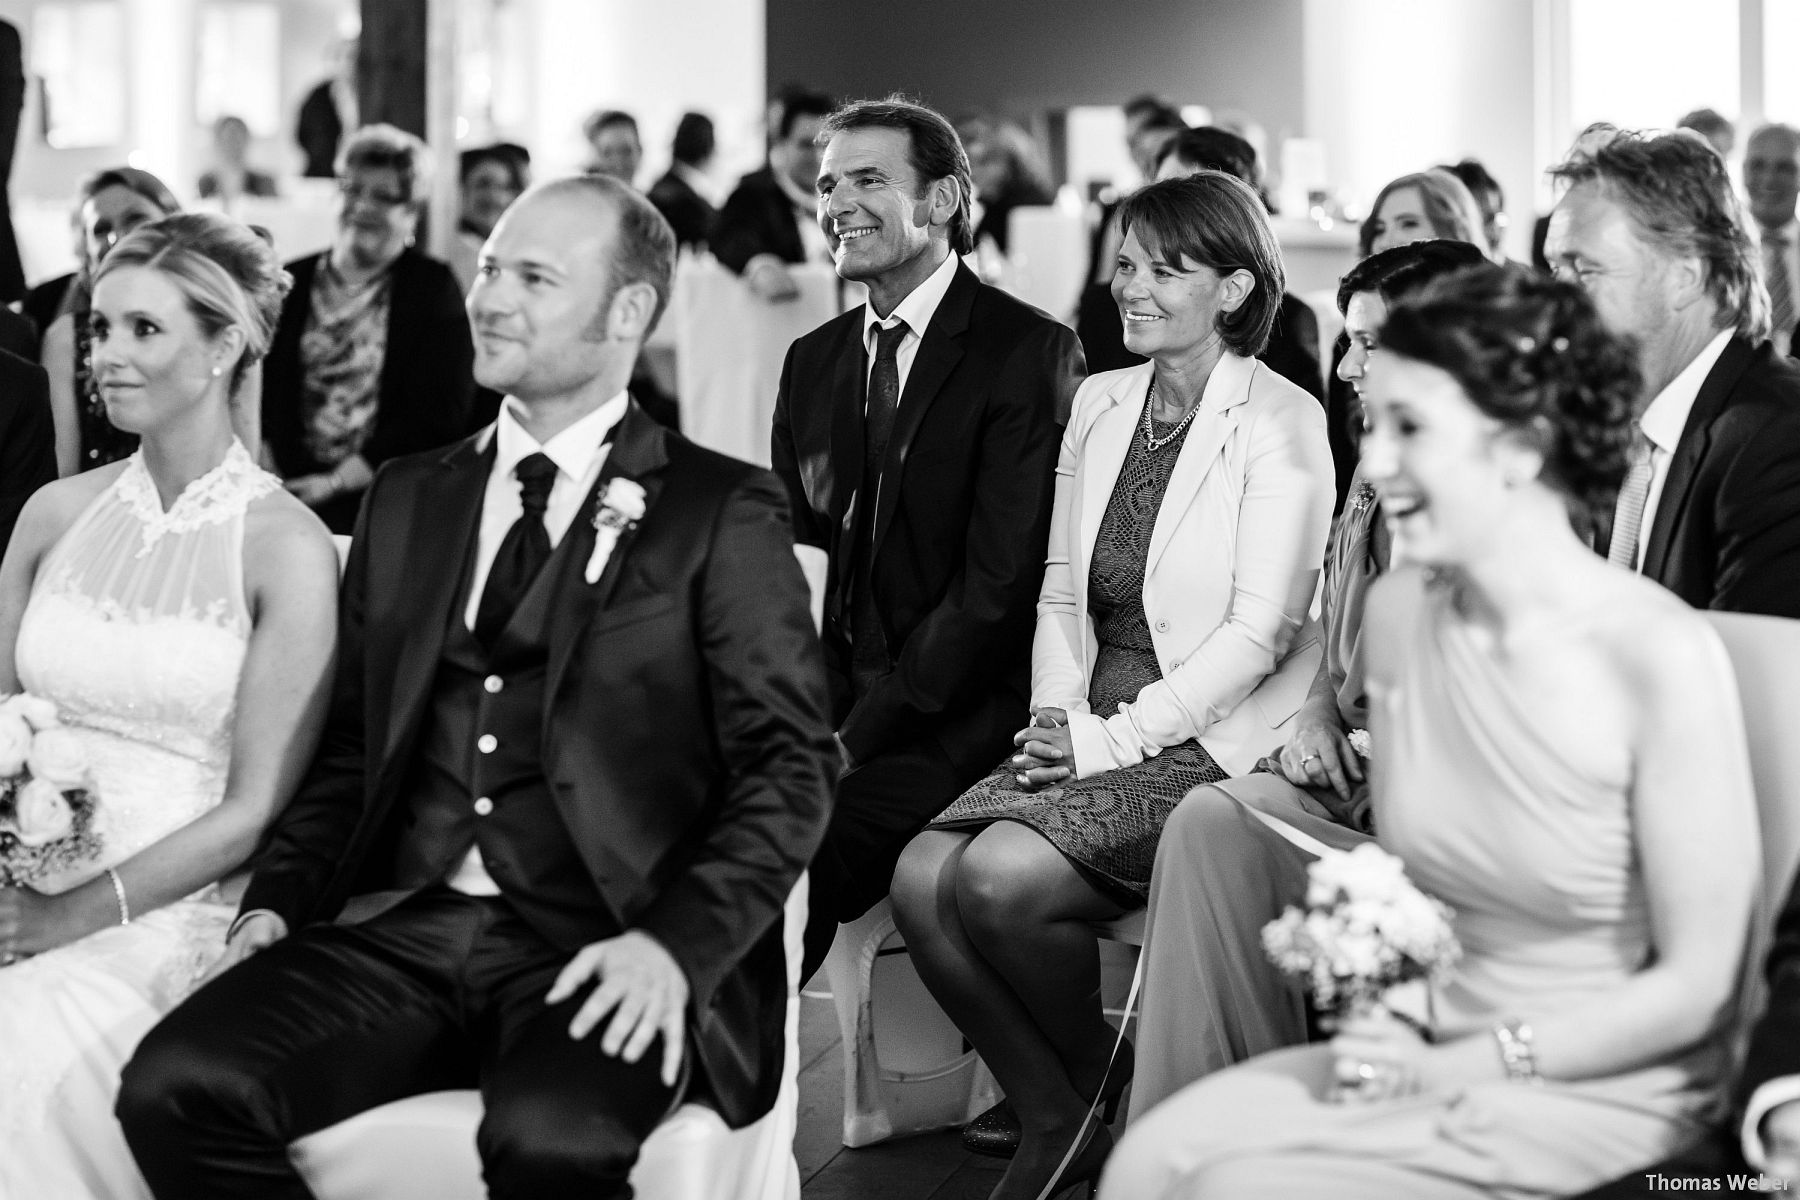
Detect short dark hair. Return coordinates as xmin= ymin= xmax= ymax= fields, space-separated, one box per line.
xmin=460 ymin=143 xmax=530 ymax=192
xmin=538 ymin=175 xmax=676 ymax=337
xmin=778 ymin=91 xmax=834 ymax=141
xmin=1381 ymin=262 xmax=1641 ymax=522
xmin=1157 ymin=126 xmax=1259 ymax=185
xmin=582 ymin=109 xmax=640 ymax=143
xmin=1336 ymin=238 xmax=1487 ymax=315
xmin=821 ymin=96 xmax=975 ymax=256
xmin=671 ymin=112 xmax=715 ymax=166
xmin=1548 ymin=125 xmax=1767 ymax=339
xmin=1117 ymin=171 xmax=1284 ymax=357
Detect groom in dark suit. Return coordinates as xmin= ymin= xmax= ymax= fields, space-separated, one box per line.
xmin=118 ymin=175 xmax=835 ymax=1199
xmin=771 ymin=98 xmax=1083 ymax=976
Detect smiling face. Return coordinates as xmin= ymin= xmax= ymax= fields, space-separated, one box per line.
xmin=1543 ymin=182 xmax=1676 ymax=357
xmin=462 ymin=159 xmax=521 ymax=238
xmin=1365 ymin=186 xmax=1433 ymax=256
xmin=81 ymin=185 xmax=167 ymax=272
xmin=1358 ymin=351 xmax=1524 ymax=566
xmin=817 ymin=125 xmax=952 ymax=308
xmin=335 ymin=163 xmax=416 ymax=270
xmin=1111 ymin=226 xmax=1242 ymax=361
xmin=1745 ymin=126 xmax=1800 ymax=231
xmin=88 ymin=266 xmax=229 ymax=436
xmin=466 ymin=188 xmax=622 ymax=401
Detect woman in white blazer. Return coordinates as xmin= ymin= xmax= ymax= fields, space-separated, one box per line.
xmin=890 ymin=173 xmax=1334 ymax=1200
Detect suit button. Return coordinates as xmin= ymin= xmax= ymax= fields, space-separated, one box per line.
xmin=477 ymin=734 xmax=498 ymax=754
xmin=1155 ymin=619 xmax=1169 ymax=633
xmin=484 ymin=675 xmax=503 ymax=694
xmin=473 ymin=797 xmax=494 ymax=816
xmin=1169 ymin=658 xmax=1182 ymax=671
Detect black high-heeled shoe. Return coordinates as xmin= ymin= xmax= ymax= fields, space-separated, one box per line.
xmin=961 ymin=1039 xmax=1135 ymax=1159
xmin=991 ymin=1120 xmax=1114 ymax=1200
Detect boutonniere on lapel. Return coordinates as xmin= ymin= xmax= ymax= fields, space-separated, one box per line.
xmin=585 ymin=478 xmax=648 ymax=584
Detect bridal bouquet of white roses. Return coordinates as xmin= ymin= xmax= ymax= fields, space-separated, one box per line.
xmin=1262 ymin=842 xmax=1459 ymax=1021
xmin=0 ymin=694 xmax=100 ymax=887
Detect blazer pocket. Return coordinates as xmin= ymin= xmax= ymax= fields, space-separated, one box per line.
xmin=590 ymin=594 xmax=678 ymax=635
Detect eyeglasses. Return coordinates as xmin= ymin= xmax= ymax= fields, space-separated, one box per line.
xmin=338 ymin=179 xmax=410 ymax=208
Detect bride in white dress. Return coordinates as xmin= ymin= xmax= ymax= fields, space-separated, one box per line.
xmin=0 ymin=212 xmax=338 ymax=1197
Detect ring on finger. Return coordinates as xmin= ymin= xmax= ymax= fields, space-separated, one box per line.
xmin=1356 ymin=1060 xmax=1378 ymax=1084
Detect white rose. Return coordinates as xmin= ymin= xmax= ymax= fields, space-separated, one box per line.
xmin=603 ymin=479 xmax=648 ymax=522
xmin=12 ymin=777 xmax=74 ymax=846
xmin=26 ymin=727 xmax=89 ymax=790
xmin=0 ymin=693 xmax=61 ymax=731
xmin=0 ymin=712 xmax=30 ymax=777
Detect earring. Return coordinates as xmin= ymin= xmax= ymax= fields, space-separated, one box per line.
xmin=211 ymin=365 xmax=222 ymax=378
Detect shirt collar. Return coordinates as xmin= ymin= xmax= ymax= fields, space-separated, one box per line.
xmin=1639 ymin=329 xmax=1732 ymax=455
xmin=862 ymin=252 xmax=959 ymax=351
xmin=493 ymin=390 xmax=630 ymax=483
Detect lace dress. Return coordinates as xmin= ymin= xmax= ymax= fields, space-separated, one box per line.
xmin=1 ymin=440 xmax=278 ymax=1198
xmin=931 ymin=415 xmax=1227 ymax=903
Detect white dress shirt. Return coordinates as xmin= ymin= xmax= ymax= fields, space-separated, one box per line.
xmin=1759 ymin=218 xmax=1799 ymax=358
xmin=860 ymin=250 xmax=959 ymax=403
xmin=448 ymin=391 xmax=628 ymax=894
xmin=1629 ymin=329 xmax=1732 ymax=570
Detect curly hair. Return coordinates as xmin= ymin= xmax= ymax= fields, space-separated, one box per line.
xmin=1548 ymin=125 xmax=1767 ymax=340
xmin=95 ymin=212 xmax=293 ymax=396
xmin=1378 ymin=262 xmax=1641 ymax=523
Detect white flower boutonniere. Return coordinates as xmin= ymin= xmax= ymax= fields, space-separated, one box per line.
xmin=1346 ymin=728 xmax=1372 ymax=760
xmin=586 ymin=478 xmax=648 ymax=584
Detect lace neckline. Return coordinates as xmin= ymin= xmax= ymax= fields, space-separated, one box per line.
xmin=114 ymin=440 xmax=279 ymax=554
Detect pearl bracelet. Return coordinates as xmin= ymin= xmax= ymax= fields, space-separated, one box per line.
xmin=105 ymin=867 xmax=131 ymax=926
xmin=1493 ymin=1018 xmax=1541 ymax=1085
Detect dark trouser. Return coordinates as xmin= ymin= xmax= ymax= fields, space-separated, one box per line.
xmin=801 ymin=736 xmax=975 ymax=982
xmin=118 ymin=888 xmax=679 ymax=1200
xmin=1574 ymin=1130 xmax=1740 ymax=1197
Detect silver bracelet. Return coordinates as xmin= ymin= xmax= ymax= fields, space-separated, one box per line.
xmin=104 ymin=867 xmax=130 ymax=926
xmin=1493 ymin=1018 xmax=1541 ymax=1085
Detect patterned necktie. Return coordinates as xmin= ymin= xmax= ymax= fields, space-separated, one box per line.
xmin=865 ymin=320 xmax=909 ymax=483
xmin=1607 ymin=431 xmax=1653 ymax=571
xmin=475 ymin=451 xmax=558 ymax=646
xmin=1766 ymin=228 xmax=1795 ymax=349
xmin=851 ymin=320 xmax=909 ymax=689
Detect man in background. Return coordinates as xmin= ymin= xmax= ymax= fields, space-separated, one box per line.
xmin=1745 ymin=123 xmax=1799 ymax=357
xmin=648 ymin=112 xmax=719 ymax=252
xmin=713 ymin=90 xmax=834 ymax=303
xmin=583 ymin=110 xmax=643 ymax=187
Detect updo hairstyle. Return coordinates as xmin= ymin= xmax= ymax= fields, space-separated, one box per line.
xmin=1378 ymin=262 xmax=1640 ymax=522
xmin=94 ymin=212 xmax=293 ymax=396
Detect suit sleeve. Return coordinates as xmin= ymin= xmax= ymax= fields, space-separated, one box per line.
xmin=0 ymin=354 xmax=54 ymax=552
xmin=769 ymin=342 xmax=826 ymax=551
xmin=1708 ymin=403 xmax=1800 ymax=619
xmin=712 ymin=182 xmax=779 ymax=275
xmin=1029 ymin=380 xmax=1100 ymax=715
xmin=633 ymin=473 xmax=836 ymax=1007
xmin=838 ymin=321 xmax=1085 ymax=764
xmin=237 ymin=470 xmax=384 ymax=929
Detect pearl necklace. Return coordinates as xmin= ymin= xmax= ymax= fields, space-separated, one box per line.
xmin=1142 ymin=377 xmax=1201 ymax=451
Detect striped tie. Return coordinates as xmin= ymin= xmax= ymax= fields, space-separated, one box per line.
xmin=1608 ymin=432 xmax=1653 ymax=570
xmin=1766 ymin=229 xmax=1794 ymax=350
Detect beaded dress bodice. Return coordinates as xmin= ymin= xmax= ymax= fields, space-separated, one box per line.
xmin=13 ymin=441 xmax=279 ymax=892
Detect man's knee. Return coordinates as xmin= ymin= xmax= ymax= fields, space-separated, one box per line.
xmin=478 ymin=1091 xmax=643 ymax=1198
xmin=118 ymin=1013 xmax=263 ymax=1143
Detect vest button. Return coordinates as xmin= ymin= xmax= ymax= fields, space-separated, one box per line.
xmin=484 ymin=675 xmax=504 ymax=694
xmin=473 ymin=797 xmax=494 ymax=816
xmin=477 ymin=734 xmax=498 ymax=754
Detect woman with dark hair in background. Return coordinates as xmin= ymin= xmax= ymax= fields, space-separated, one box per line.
xmin=446 ymin=142 xmax=530 ymax=291
xmin=40 ymin=168 xmax=182 ymax=475
xmin=1442 ymin=158 xmax=1508 ymax=260
xmin=261 ymin=124 xmax=476 ymax=534
xmin=892 ymin=173 xmax=1332 ymax=1200
xmin=1104 ymin=263 xmax=1759 ymax=1200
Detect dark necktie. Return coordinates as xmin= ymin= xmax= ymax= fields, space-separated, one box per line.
xmin=851 ymin=320 xmax=908 ymax=690
xmin=475 ymin=451 xmax=558 ymax=646
xmin=1766 ymin=228 xmax=1794 ymax=349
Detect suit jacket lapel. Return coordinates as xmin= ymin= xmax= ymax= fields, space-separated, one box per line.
xmin=382 ymin=434 xmax=493 ymax=767
xmin=870 ymin=263 xmax=975 ymax=555
xmin=1146 ymin=354 xmax=1254 ymax=574
xmin=1641 ymin=338 xmax=1751 ymax=583
xmin=544 ymin=401 xmax=670 ymax=710
xmin=1077 ymin=368 xmax=1150 ymax=591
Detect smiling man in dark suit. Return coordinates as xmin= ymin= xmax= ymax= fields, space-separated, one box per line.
xmin=119 ymin=175 xmax=835 ymax=1199
xmin=0 ymin=346 xmax=53 ymax=553
xmin=1544 ymin=126 xmax=1800 ymax=618
xmin=713 ymin=90 xmax=835 ymax=303
xmin=771 ymin=97 xmax=1084 ymax=977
